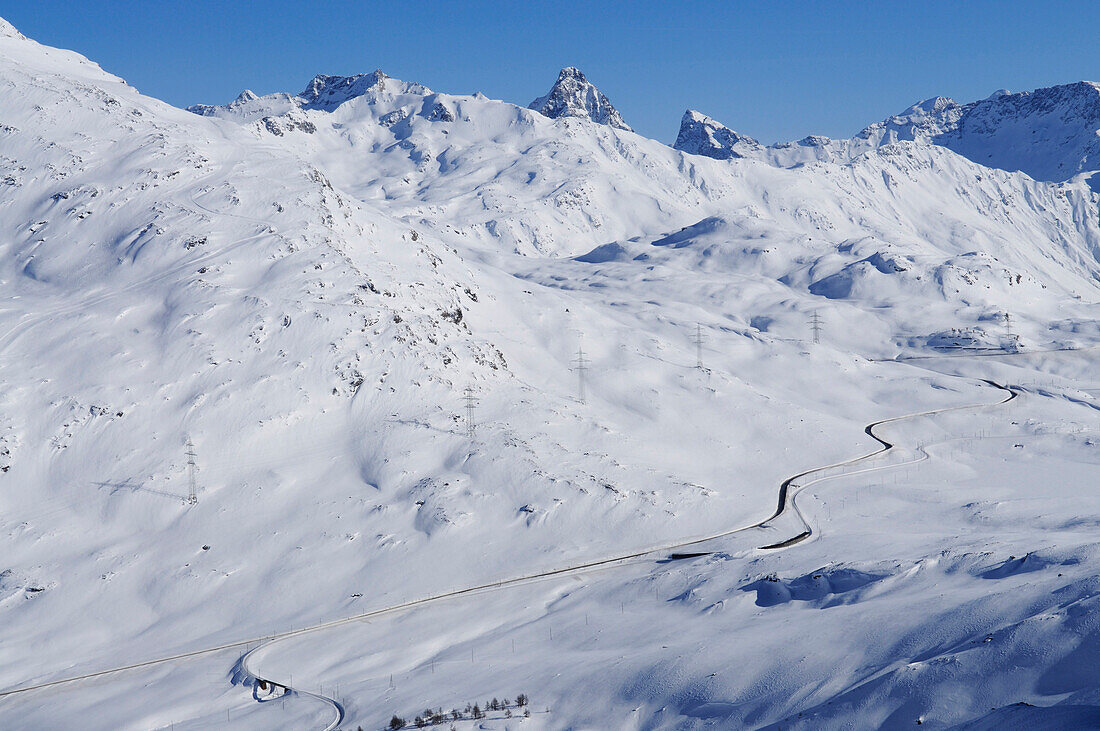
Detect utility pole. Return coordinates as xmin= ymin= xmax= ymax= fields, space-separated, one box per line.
xmin=464 ymin=386 xmax=477 ymax=438
xmin=693 ymin=324 xmax=706 ymax=369
xmin=809 ymin=311 xmax=823 ymax=345
xmin=572 ymin=346 xmax=590 ymax=403
xmin=185 ymin=437 xmax=198 ymax=505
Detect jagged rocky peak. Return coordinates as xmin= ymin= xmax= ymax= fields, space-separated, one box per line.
xmin=188 ymin=69 xmax=434 ymax=118
xmin=187 ymin=87 xmax=285 ymax=117
xmin=674 ymin=110 xmax=760 ymax=160
xmin=529 ymin=67 xmax=632 ymax=131
xmin=299 ymin=70 xmax=387 ymax=107
xmin=298 ymin=69 xmax=431 ymax=111
xmin=911 ymin=95 xmax=959 ymax=116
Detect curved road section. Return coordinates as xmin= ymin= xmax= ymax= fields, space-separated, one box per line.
xmin=0 ymin=376 xmax=1020 ymax=730
xmin=757 ymin=378 xmax=1017 ymax=549
xmin=239 ymin=645 xmax=344 ymax=731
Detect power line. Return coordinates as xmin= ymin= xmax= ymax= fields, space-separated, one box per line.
xmin=185 ymin=437 xmax=198 ymax=505
xmin=572 ymin=346 xmax=590 ymax=403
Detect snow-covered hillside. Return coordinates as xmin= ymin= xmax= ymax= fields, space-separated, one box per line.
xmin=2 ymin=15 xmax=1100 ymax=731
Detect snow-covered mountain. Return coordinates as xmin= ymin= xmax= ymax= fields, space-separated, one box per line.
xmin=673 ymin=109 xmax=762 ymax=159
xmin=528 ymin=66 xmax=632 ymax=130
xmin=674 ymin=81 xmax=1100 ymax=188
xmin=185 ymin=66 xmax=1100 ymax=298
xmin=859 ymin=81 xmax=1100 ymax=184
xmin=3 ymin=15 xmax=1100 ymax=731
xmin=189 ymin=69 xmax=433 ymax=122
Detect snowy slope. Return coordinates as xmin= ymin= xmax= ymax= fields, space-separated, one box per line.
xmin=2 ymin=15 xmax=1100 ymax=731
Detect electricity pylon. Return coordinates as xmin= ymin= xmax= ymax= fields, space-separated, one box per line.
xmin=693 ymin=324 xmax=706 ymax=369
xmin=572 ymin=346 xmax=590 ymax=403
xmin=185 ymin=437 xmax=198 ymax=505
xmin=464 ymin=386 xmax=477 ymax=438
xmin=810 ymin=311 xmax=823 ymax=345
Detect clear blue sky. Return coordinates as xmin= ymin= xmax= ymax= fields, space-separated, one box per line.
xmin=4 ymin=1 xmax=1099 ymax=144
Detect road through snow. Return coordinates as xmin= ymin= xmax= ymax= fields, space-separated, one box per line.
xmin=0 ymin=369 xmax=1022 ymax=731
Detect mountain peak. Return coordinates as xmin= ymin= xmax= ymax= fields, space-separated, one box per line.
xmin=529 ymin=67 xmax=632 ymax=131
xmin=673 ymin=109 xmax=759 ymax=160
xmin=909 ymin=95 xmax=958 ymax=116
xmin=297 ymin=70 xmax=431 ymax=111
xmin=299 ymin=70 xmax=387 ymax=108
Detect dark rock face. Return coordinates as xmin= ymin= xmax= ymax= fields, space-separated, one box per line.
xmin=426 ymin=101 xmax=455 ymax=122
xmin=673 ymin=110 xmax=760 ymax=160
xmin=529 ymin=67 xmax=631 ymax=131
xmin=298 ymin=70 xmax=390 ymax=110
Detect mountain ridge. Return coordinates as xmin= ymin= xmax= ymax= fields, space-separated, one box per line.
xmin=672 ymin=80 xmax=1100 ymax=185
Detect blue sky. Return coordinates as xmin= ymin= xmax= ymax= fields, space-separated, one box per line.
xmin=5 ymin=1 xmax=1099 ymax=144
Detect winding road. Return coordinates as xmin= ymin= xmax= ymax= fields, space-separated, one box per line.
xmin=0 ymin=369 xmax=1023 ymax=731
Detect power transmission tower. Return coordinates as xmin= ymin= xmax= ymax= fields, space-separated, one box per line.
xmin=572 ymin=346 xmax=590 ymax=403
xmin=809 ymin=311 xmax=823 ymax=345
xmin=464 ymin=386 xmax=477 ymax=438
xmin=693 ymin=324 xmax=706 ymax=369
xmin=185 ymin=437 xmax=198 ymax=505
xmin=1004 ymin=312 xmax=1013 ymax=338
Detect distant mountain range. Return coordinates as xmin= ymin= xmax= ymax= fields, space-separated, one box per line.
xmin=677 ymin=82 xmax=1100 ymax=187
xmin=193 ymin=63 xmax=1100 ymax=190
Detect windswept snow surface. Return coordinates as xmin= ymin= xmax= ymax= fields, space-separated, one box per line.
xmin=1 ymin=17 xmax=1100 ymax=730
